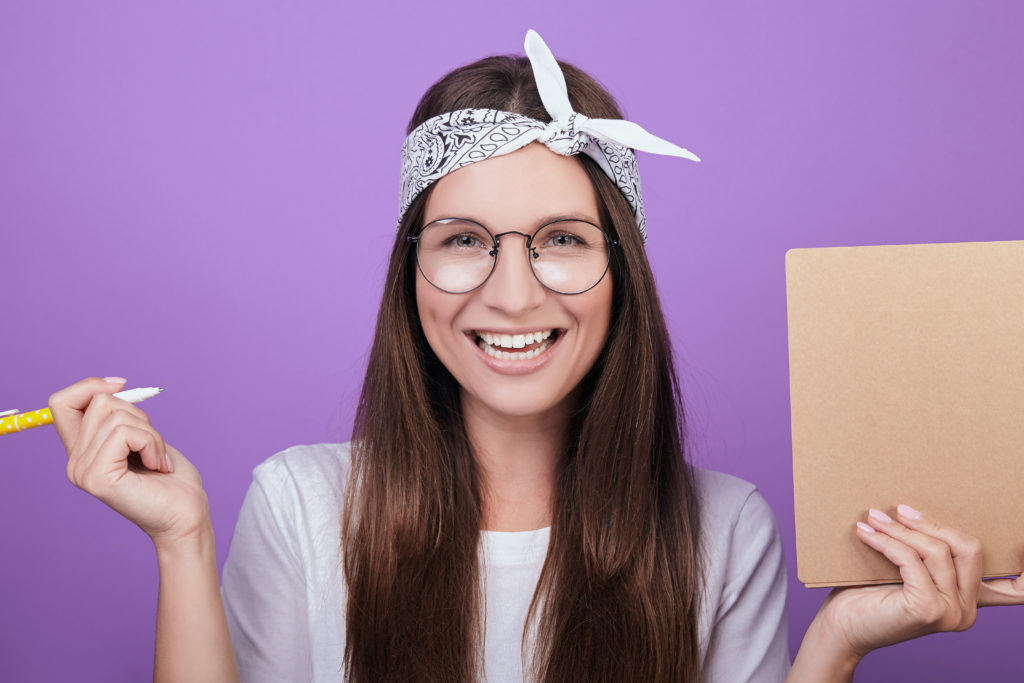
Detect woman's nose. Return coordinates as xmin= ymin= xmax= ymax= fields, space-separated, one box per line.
xmin=479 ymin=234 xmax=546 ymax=315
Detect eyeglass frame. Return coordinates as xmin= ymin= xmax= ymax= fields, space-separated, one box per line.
xmin=407 ymin=216 xmax=620 ymax=295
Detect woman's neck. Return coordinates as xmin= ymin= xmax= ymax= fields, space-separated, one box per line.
xmin=462 ymin=391 xmax=575 ymax=532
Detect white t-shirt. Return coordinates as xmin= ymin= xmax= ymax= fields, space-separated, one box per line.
xmin=221 ymin=443 xmax=790 ymax=682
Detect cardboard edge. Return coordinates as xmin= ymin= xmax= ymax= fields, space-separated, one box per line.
xmin=803 ymin=569 xmax=1024 ymax=590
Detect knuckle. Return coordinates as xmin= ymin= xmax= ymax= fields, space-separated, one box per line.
xmin=894 ymin=544 xmax=920 ymax=564
xmin=957 ymin=607 xmax=978 ymax=631
xmin=938 ymin=610 xmax=961 ymax=631
xmin=963 ymin=537 xmax=983 ymax=559
xmin=79 ymin=469 xmax=101 ymax=493
xmin=65 ymin=461 xmax=79 ymax=487
xmin=111 ymin=422 xmax=142 ymax=446
xmin=920 ymin=537 xmax=951 ymax=561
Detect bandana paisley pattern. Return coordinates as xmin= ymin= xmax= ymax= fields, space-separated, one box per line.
xmin=399 ymin=108 xmax=650 ymax=242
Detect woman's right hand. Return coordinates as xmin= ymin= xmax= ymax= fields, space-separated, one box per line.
xmin=49 ymin=376 xmax=211 ymax=549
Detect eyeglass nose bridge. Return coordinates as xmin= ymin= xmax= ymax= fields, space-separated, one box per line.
xmin=491 ymin=229 xmax=539 ymax=260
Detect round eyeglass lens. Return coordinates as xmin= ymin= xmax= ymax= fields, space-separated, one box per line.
xmin=529 ymin=220 xmax=611 ymax=294
xmin=414 ymin=218 xmax=612 ymax=294
xmin=415 ymin=218 xmax=495 ymax=293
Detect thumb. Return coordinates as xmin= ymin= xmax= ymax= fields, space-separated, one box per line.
xmin=48 ymin=376 xmax=128 ymax=450
xmin=978 ymin=576 xmax=1024 ymax=607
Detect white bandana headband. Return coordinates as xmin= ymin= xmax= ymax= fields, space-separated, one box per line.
xmin=398 ymin=29 xmax=700 ymax=244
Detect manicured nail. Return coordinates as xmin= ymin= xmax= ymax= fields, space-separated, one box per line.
xmin=897 ymin=504 xmax=922 ymax=520
xmin=868 ymin=508 xmax=893 ymax=523
xmin=857 ymin=522 xmax=875 ymax=533
xmin=104 ymin=376 xmax=126 ymax=384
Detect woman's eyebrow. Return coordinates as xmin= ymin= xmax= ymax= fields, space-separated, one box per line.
xmin=424 ymin=212 xmax=601 ymax=228
xmin=533 ymin=212 xmax=601 ymax=226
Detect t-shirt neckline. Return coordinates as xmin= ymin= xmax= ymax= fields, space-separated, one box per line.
xmin=479 ymin=526 xmax=551 ymax=565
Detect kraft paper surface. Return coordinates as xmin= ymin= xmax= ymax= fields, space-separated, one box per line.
xmin=786 ymin=240 xmax=1024 ymax=588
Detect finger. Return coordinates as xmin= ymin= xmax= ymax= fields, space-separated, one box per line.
xmin=69 ymin=423 xmax=165 ymax=493
xmin=855 ymin=521 xmax=941 ymax=605
xmin=69 ymin=414 xmax=164 ymax=491
xmin=76 ymin=393 xmax=154 ymax=466
xmin=895 ymin=504 xmax=984 ymax=608
xmin=48 ymin=377 xmax=127 ymax=451
xmin=866 ymin=509 xmax=958 ymax=600
xmin=979 ymin=576 xmax=1024 ymax=607
xmin=78 ymin=409 xmax=167 ymax=476
xmin=163 ymin=443 xmax=178 ymax=474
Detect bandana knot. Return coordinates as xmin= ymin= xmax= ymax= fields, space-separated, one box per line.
xmin=538 ymin=112 xmax=592 ymax=156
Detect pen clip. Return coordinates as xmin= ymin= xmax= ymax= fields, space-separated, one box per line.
xmin=0 ymin=409 xmax=19 ymax=417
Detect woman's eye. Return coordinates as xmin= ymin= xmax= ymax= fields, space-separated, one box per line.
xmin=443 ymin=233 xmax=485 ymax=248
xmin=547 ymin=233 xmax=582 ymax=247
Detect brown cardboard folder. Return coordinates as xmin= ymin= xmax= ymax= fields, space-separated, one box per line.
xmin=786 ymin=240 xmax=1024 ymax=588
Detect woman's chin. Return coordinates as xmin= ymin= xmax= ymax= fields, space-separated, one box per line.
xmin=461 ymin=387 xmax=574 ymax=423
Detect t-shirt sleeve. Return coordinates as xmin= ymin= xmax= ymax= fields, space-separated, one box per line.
xmin=702 ymin=488 xmax=790 ymax=682
xmin=221 ymin=458 xmax=314 ymax=683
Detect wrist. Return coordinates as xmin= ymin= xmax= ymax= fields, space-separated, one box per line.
xmin=153 ymin=520 xmax=216 ymax=566
xmin=790 ymin=611 xmax=863 ymax=682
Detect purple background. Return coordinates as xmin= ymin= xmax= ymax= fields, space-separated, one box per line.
xmin=2 ymin=2 xmax=1021 ymax=680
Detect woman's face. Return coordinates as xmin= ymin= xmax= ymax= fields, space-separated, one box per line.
xmin=415 ymin=142 xmax=613 ymax=421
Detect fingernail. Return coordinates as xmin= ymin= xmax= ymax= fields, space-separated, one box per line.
xmin=897 ymin=504 xmax=922 ymax=520
xmin=868 ymin=508 xmax=893 ymax=523
xmin=857 ymin=522 xmax=875 ymax=533
xmin=104 ymin=376 xmax=126 ymax=384
xmin=164 ymin=452 xmax=174 ymax=473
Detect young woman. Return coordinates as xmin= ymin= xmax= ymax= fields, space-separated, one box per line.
xmin=49 ymin=30 xmax=1020 ymax=682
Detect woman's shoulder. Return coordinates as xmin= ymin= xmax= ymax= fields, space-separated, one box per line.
xmin=691 ymin=466 xmax=781 ymax=550
xmin=249 ymin=441 xmax=354 ymax=506
xmin=692 ymin=466 xmax=763 ymax=513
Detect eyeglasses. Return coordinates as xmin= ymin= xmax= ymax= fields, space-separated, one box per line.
xmin=408 ymin=217 xmax=618 ymax=295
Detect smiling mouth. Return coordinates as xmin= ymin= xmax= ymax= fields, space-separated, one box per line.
xmin=474 ymin=329 xmax=561 ymax=360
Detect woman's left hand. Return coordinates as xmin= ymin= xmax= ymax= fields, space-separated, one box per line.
xmin=790 ymin=505 xmax=999 ymax=681
xmin=818 ymin=505 xmax=982 ymax=658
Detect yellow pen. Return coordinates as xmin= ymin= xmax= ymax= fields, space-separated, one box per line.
xmin=0 ymin=386 xmax=164 ymax=436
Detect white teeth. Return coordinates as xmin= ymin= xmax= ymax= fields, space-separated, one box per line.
xmin=475 ymin=329 xmax=555 ymax=350
xmin=476 ymin=336 xmax=555 ymax=361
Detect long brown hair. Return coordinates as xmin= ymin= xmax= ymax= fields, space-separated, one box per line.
xmin=342 ymin=52 xmax=704 ymax=682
